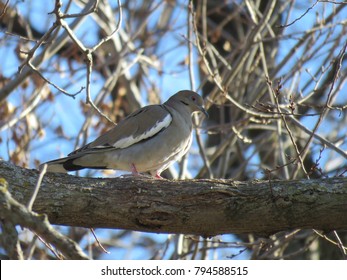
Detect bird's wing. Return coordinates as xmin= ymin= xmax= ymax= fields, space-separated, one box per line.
xmin=69 ymin=105 xmax=172 ymax=155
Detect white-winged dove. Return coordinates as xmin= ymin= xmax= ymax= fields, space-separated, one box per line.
xmin=42 ymin=90 xmax=207 ymax=178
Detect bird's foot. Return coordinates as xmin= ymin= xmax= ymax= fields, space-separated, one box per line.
xmin=129 ymin=164 xmax=159 ymax=179
xmin=130 ymin=163 xmax=141 ymax=176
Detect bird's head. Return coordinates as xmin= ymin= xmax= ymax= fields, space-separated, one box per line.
xmin=167 ymin=90 xmax=208 ymax=118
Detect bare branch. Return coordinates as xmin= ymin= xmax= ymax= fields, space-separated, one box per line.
xmin=90 ymin=0 xmax=123 ymax=52
xmin=278 ymin=0 xmax=319 ymax=28
xmin=27 ymin=164 xmax=47 ymax=211
xmin=0 ymin=0 xmax=96 ymax=103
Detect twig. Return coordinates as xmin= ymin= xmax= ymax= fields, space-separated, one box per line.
xmin=267 ymin=77 xmax=308 ymax=178
xmin=278 ymin=0 xmax=319 ymax=28
xmin=90 ymin=228 xmax=110 ymax=254
xmin=84 ymin=51 xmax=116 ymax=125
xmin=27 ymin=164 xmax=47 ymax=211
xmin=0 ymin=87 xmax=45 ymax=132
xmin=25 ymin=235 xmax=38 ymax=260
xmin=27 ymin=61 xmax=83 ymax=98
xmin=288 ymin=114 xmax=347 ymax=159
xmin=35 ymin=233 xmax=62 ymax=259
xmin=0 ymin=0 xmax=96 ymax=103
xmin=60 ymin=0 xmax=99 ymax=18
xmin=313 ymin=230 xmax=347 ymax=251
xmin=333 ymin=230 xmax=347 ymax=259
xmin=0 ymin=0 xmax=10 ymax=18
xmin=54 ymin=0 xmax=122 ymax=124
xmin=90 ymin=0 xmax=123 ymax=52
xmin=17 ymin=22 xmax=59 ymax=74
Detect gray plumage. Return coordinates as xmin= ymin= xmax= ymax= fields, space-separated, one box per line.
xmin=42 ymin=90 xmax=207 ymax=178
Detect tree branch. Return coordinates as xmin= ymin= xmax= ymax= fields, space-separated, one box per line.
xmin=0 ymin=160 xmax=346 ymax=237
xmin=0 ymin=176 xmax=89 ymax=259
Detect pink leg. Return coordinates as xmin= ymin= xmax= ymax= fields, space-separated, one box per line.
xmin=130 ymin=163 xmax=140 ymax=176
xmin=132 ymin=165 xmax=163 ymax=179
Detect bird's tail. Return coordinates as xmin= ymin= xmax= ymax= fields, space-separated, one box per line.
xmin=40 ymin=156 xmax=86 ymax=173
xmin=40 ymin=152 xmax=110 ymax=173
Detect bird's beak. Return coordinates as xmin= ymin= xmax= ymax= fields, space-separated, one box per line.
xmin=199 ymin=106 xmax=209 ymax=118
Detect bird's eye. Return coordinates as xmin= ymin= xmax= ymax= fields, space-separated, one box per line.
xmin=191 ymin=96 xmax=196 ymax=101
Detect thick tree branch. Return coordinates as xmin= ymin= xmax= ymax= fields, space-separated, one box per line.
xmin=0 ymin=177 xmax=89 ymax=260
xmin=0 ymin=160 xmax=346 ymax=237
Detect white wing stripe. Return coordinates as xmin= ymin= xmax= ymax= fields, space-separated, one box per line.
xmin=112 ymin=113 xmax=172 ymax=149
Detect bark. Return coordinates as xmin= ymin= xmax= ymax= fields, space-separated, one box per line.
xmin=0 ymin=160 xmax=346 ymax=237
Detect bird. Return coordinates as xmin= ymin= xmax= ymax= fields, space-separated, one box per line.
xmin=41 ymin=90 xmax=208 ymax=178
